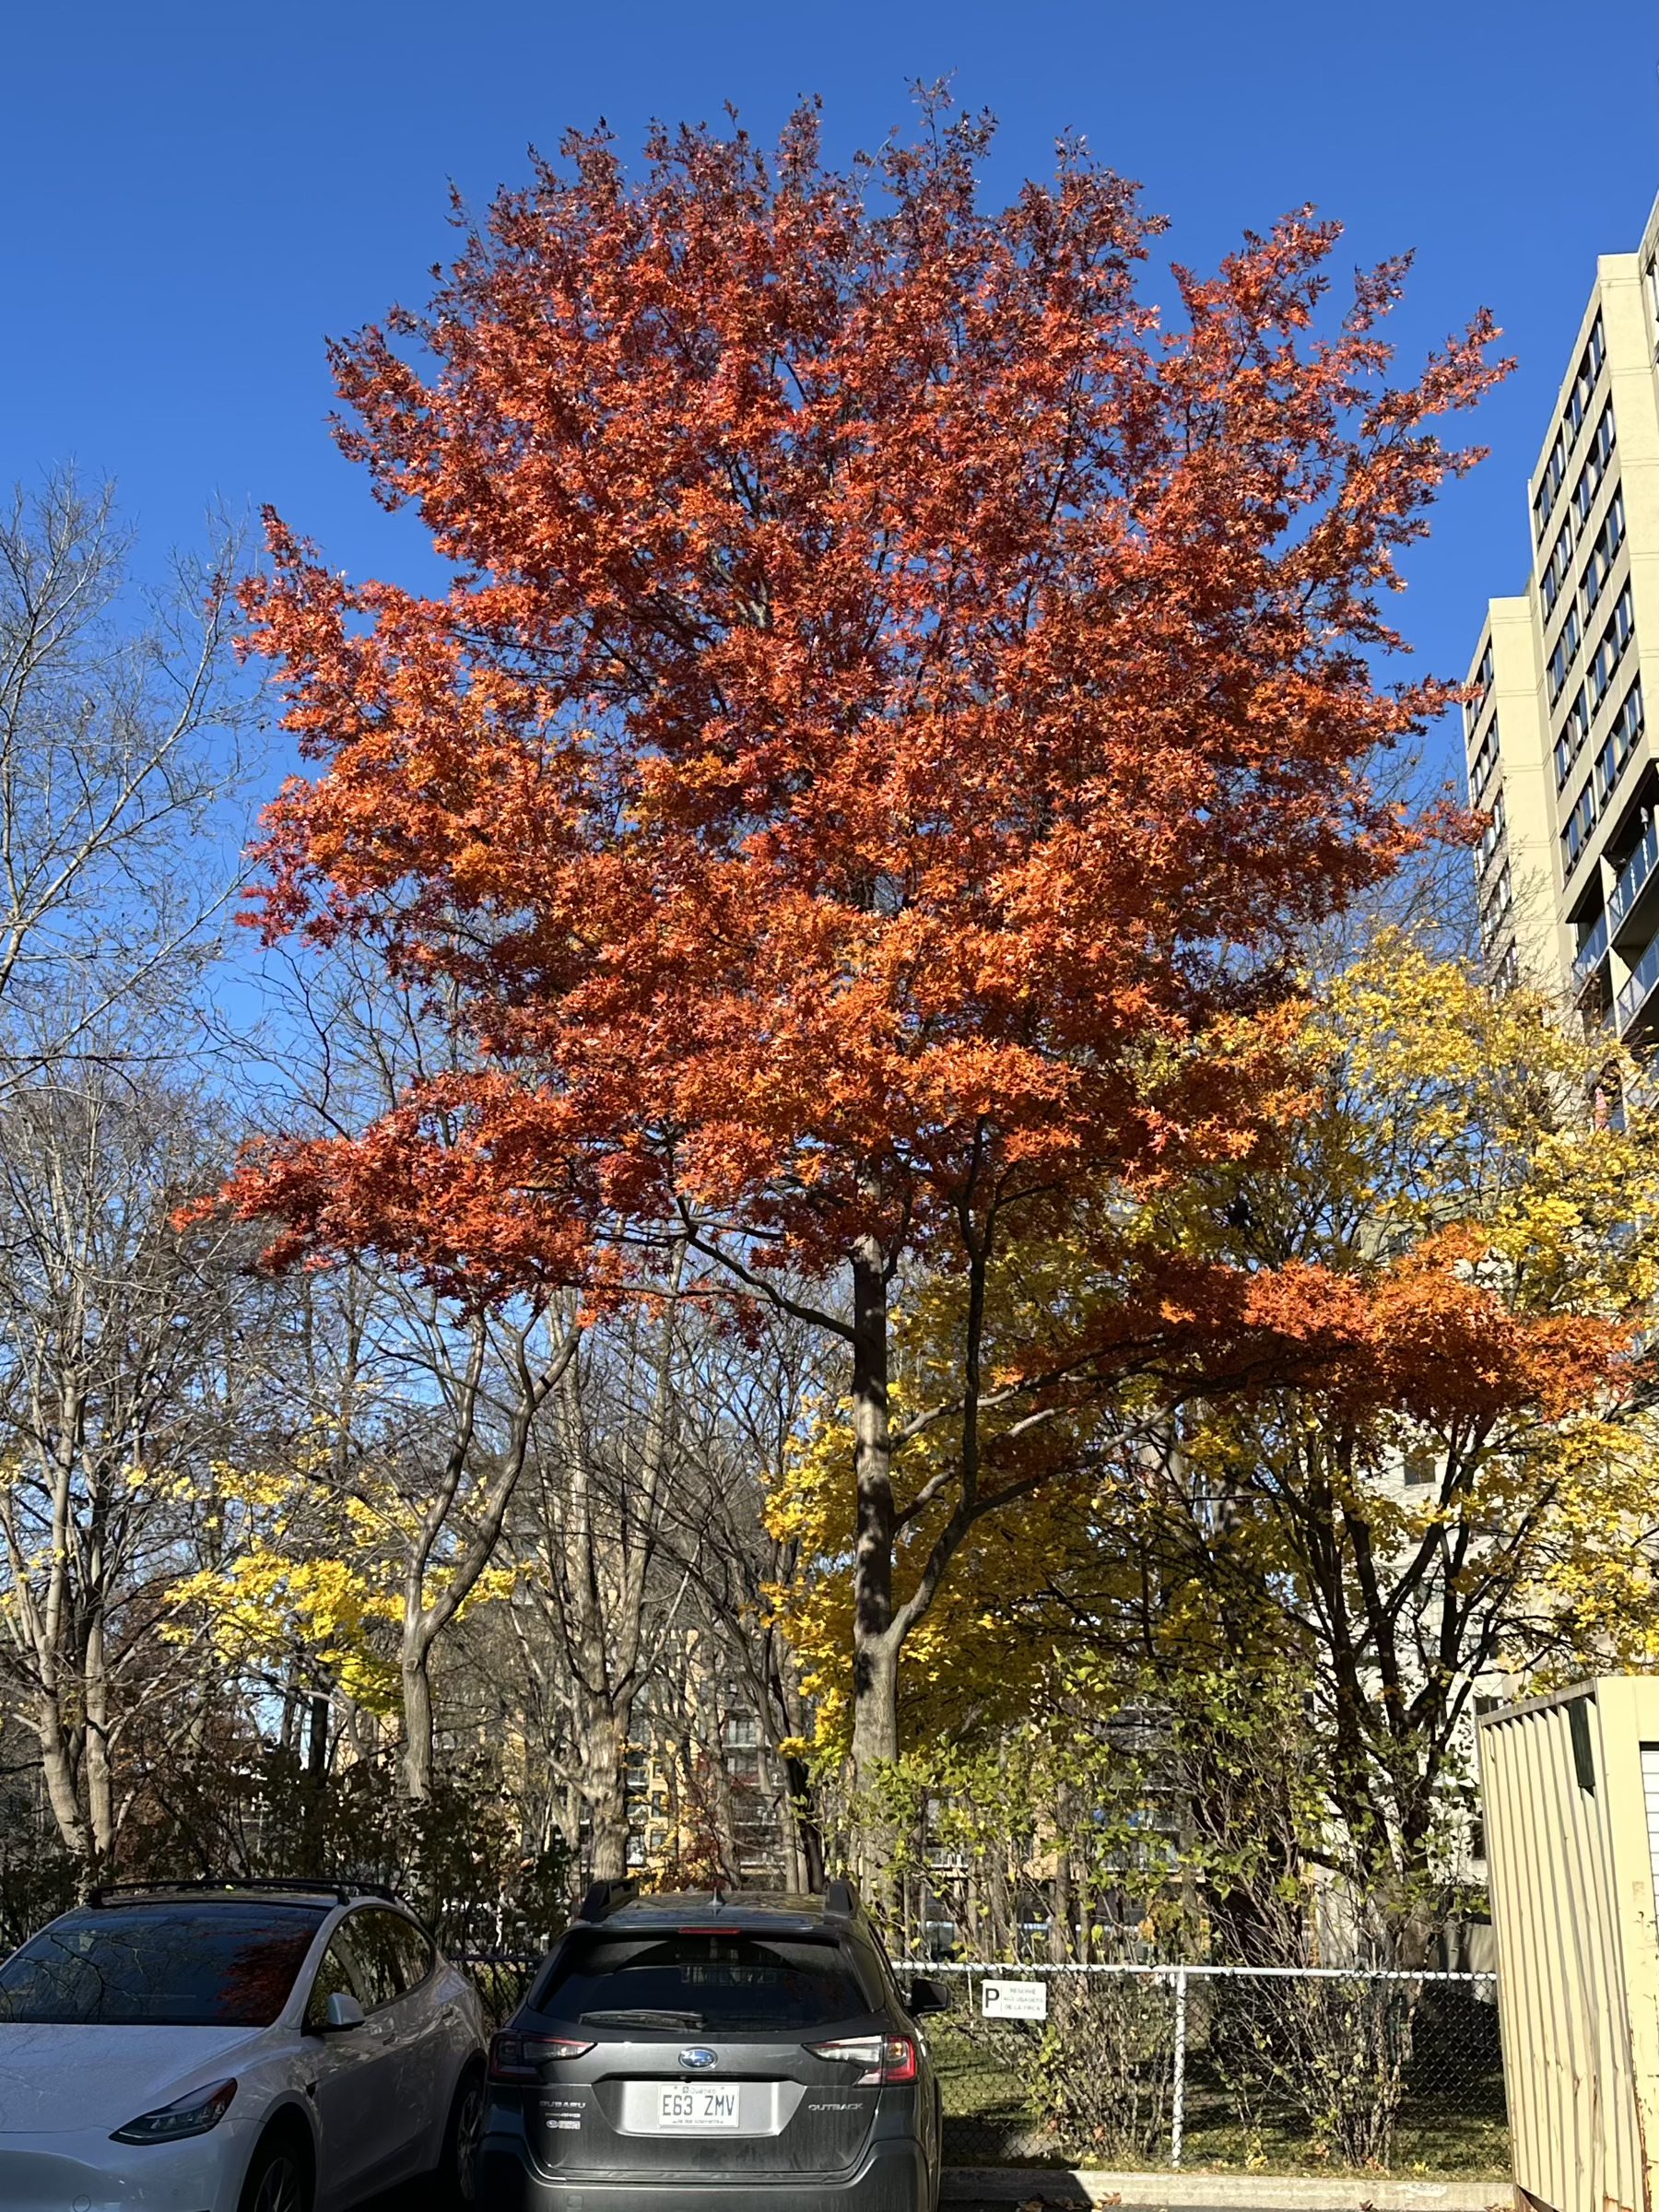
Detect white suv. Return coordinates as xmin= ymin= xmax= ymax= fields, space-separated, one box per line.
xmin=0 ymin=1879 xmax=487 ymax=2212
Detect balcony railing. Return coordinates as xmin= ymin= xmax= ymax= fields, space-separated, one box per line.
xmin=1616 ymin=933 xmax=1659 ymax=1033
xmin=1609 ymin=817 xmax=1659 ymax=935
xmin=1573 ymin=908 xmax=1611 ymax=993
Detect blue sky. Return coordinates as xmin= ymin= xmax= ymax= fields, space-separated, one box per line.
xmin=8 ymin=0 xmax=1659 ymax=790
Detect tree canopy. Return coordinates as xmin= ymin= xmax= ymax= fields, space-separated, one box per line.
xmin=218 ymin=96 xmax=1508 ymax=1799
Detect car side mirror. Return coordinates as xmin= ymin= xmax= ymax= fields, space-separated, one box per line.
xmin=909 ymin=1977 xmax=950 ymax=2018
xmin=322 ymin=1991 xmax=366 ymax=2031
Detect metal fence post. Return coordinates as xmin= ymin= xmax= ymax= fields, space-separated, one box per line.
xmin=1171 ymin=1965 xmax=1187 ymax=2169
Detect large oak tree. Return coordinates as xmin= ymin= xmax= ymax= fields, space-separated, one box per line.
xmin=219 ymin=99 xmax=1507 ymax=1836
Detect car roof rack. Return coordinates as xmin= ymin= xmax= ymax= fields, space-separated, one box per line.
xmin=576 ymin=1877 xmax=640 ymax=1924
xmin=86 ymin=1877 xmax=399 ymax=1908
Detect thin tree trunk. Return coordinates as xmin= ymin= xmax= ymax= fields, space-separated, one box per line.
xmin=849 ymin=1233 xmax=899 ymax=1882
xmin=401 ymin=1648 xmax=434 ymax=1801
xmin=37 ymin=1694 xmax=91 ymax=1865
xmin=307 ymin=1693 xmax=329 ymax=1776
xmin=85 ymin=1605 xmax=114 ymax=1862
xmin=398 ymin=1309 xmax=581 ymax=1803
xmin=783 ymin=1747 xmax=826 ymax=1893
xmin=550 ymin=1250 xmax=684 ymax=1880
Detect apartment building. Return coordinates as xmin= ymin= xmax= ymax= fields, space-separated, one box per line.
xmin=1467 ymin=193 xmax=1659 ymax=1029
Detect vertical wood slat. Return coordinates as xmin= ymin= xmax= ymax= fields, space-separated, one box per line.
xmin=1480 ymin=1679 xmax=1659 ymax=2212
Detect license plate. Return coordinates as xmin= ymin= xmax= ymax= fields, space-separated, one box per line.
xmin=654 ymin=2085 xmax=740 ymax=2129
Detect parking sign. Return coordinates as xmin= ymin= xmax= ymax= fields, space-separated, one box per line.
xmin=981 ymin=1979 xmax=1048 ymax=2019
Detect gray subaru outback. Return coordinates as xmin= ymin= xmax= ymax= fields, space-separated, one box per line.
xmin=478 ymin=1881 xmax=948 ymax=2212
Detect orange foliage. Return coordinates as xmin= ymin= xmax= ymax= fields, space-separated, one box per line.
xmin=220 ymin=102 xmax=1506 ymax=1351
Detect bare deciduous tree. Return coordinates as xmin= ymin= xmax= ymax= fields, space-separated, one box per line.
xmin=0 ymin=470 xmax=252 ymax=1077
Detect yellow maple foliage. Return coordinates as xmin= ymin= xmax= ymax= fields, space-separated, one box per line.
xmin=771 ymin=933 xmax=1659 ymax=1780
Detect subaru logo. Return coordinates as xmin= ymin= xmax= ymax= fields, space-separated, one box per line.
xmin=678 ymin=2047 xmax=718 ymax=2071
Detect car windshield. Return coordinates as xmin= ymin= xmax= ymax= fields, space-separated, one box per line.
xmin=0 ymin=1905 xmax=326 ymax=2026
xmin=539 ymin=1931 xmax=874 ymax=2031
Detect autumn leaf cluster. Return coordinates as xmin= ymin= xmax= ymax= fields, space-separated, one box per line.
xmin=220 ymin=101 xmax=1505 ymax=1311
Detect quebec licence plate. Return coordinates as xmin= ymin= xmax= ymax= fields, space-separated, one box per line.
xmin=655 ymin=2085 xmax=740 ymax=2129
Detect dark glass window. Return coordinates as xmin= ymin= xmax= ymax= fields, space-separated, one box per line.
xmin=392 ymin=1917 xmax=435 ymax=1990
xmin=304 ymin=1930 xmax=363 ymax=2031
xmin=536 ymin=1931 xmax=875 ymax=2031
xmin=0 ymin=1906 xmax=324 ymax=2027
xmin=347 ymin=1909 xmax=431 ymax=2008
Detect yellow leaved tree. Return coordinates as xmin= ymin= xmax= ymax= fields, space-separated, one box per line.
xmin=769 ymin=932 xmax=1659 ymax=1961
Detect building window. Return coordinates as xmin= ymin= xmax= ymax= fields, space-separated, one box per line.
xmin=1571 ymin=400 xmax=1617 ymax=528
xmin=1479 ymin=786 xmax=1506 ymax=872
xmin=1594 ymin=732 xmax=1621 ymax=806
xmin=1547 ymin=605 xmax=1583 ymax=703
xmin=1562 ymin=778 xmax=1596 ymax=875
xmin=1469 ymin=716 xmax=1500 ymax=800
xmin=1586 ymin=583 xmax=1635 ymax=716
xmin=1583 ymin=488 xmax=1626 ymax=618
xmin=1465 ymin=642 xmax=1495 ymax=738
xmin=1535 ymin=430 xmax=1568 ymax=541
xmin=1555 ymin=683 xmax=1590 ymax=786
xmin=1481 ymin=861 xmax=1513 ymax=941
xmin=1564 ymin=314 xmax=1605 ymax=451
xmin=1595 ymin=677 xmax=1645 ymax=806
xmin=1541 ymin=514 xmax=1575 ymax=617
xmin=1403 ymin=1446 xmax=1437 ymax=1487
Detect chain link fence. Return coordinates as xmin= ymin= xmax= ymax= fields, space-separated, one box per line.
xmin=455 ymin=1951 xmax=1509 ymax=2176
xmin=456 ymin=1949 xmax=541 ymax=2030
xmin=903 ymin=1962 xmax=1507 ymax=2175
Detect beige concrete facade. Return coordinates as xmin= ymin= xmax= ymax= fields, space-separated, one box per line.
xmin=1467 ymin=193 xmax=1659 ymax=1041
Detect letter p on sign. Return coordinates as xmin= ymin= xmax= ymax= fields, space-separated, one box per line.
xmin=981 ymin=1980 xmax=1047 ymax=2019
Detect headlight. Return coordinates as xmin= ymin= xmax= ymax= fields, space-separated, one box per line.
xmin=112 ymin=2077 xmax=238 ymax=2143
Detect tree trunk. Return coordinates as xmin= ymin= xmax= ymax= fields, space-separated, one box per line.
xmin=1051 ymin=1841 xmax=1073 ymax=1963
xmin=37 ymin=1692 xmax=91 ymax=1867
xmin=401 ymin=1641 xmax=434 ymax=1801
xmin=580 ymin=1698 xmax=633 ymax=1881
xmin=849 ymin=1233 xmax=900 ymax=1892
xmin=85 ymin=1605 xmax=114 ymax=1864
xmin=782 ymin=1747 xmax=826 ymax=1893
xmin=307 ymin=1692 xmax=329 ymax=1777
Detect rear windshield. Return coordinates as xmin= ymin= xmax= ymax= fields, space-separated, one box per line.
xmin=0 ymin=1905 xmax=326 ymax=2026
xmin=538 ymin=1930 xmax=874 ymax=2031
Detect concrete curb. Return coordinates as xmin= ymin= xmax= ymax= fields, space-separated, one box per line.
xmin=941 ymin=2169 xmax=1512 ymax=2211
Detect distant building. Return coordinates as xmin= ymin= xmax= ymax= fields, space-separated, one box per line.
xmin=1466 ymin=193 xmax=1659 ymax=1025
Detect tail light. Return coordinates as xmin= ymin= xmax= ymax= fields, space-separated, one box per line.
xmin=489 ymin=2031 xmax=594 ymax=2081
xmin=806 ymin=2034 xmax=917 ymax=2085
xmin=880 ymin=2035 xmax=918 ymax=2083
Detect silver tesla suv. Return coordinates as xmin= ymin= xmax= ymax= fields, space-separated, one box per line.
xmin=479 ymin=1880 xmax=949 ymax=2212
